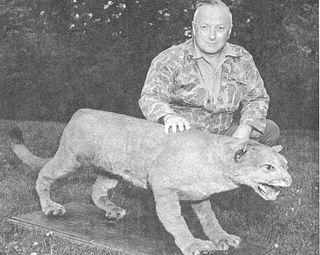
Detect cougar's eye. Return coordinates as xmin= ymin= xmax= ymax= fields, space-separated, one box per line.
xmin=264 ymin=164 xmax=276 ymax=171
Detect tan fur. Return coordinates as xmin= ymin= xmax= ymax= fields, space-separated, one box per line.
xmin=10 ymin=109 xmax=292 ymax=255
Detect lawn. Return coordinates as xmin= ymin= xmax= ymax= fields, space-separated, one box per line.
xmin=0 ymin=119 xmax=318 ymax=255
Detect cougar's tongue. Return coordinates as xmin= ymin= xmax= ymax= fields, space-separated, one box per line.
xmin=258 ymin=184 xmax=281 ymax=200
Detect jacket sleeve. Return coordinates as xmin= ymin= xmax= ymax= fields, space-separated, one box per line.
xmin=138 ymin=52 xmax=178 ymax=122
xmin=239 ymin=57 xmax=270 ymax=135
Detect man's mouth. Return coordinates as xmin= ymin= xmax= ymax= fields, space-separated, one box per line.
xmin=257 ymin=184 xmax=282 ymax=200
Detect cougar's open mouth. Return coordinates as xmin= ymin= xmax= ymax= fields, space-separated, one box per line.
xmin=257 ymin=183 xmax=282 ymax=200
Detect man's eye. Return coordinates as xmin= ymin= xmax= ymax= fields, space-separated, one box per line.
xmin=200 ymin=25 xmax=209 ymax=29
xmin=217 ymin=26 xmax=225 ymax=30
xmin=264 ymin=164 xmax=276 ymax=171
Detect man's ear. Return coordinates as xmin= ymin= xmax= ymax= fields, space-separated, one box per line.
xmin=234 ymin=141 xmax=249 ymax=162
xmin=227 ymin=24 xmax=233 ymax=39
xmin=192 ymin=22 xmax=196 ymax=36
xmin=272 ymin=145 xmax=283 ymax=153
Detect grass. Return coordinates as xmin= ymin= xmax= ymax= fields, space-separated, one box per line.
xmin=0 ymin=119 xmax=318 ymax=255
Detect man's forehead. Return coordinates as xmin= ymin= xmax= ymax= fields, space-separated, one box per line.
xmin=194 ymin=4 xmax=231 ymax=25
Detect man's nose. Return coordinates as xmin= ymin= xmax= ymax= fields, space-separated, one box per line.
xmin=208 ymin=28 xmax=216 ymax=40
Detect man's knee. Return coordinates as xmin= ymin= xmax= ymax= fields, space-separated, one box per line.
xmin=258 ymin=119 xmax=280 ymax=146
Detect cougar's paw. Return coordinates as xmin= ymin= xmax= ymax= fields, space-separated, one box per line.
xmin=42 ymin=202 xmax=66 ymax=216
xmin=211 ymin=233 xmax=241 ymax=251
xmin=104 ymin=205 xmax=126 ymax=221
xmin=182 ymin=239 xmax=216 ymax=255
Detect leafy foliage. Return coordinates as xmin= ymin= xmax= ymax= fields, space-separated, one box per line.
xmin=0 ymin=0 xmax=318 ymax=130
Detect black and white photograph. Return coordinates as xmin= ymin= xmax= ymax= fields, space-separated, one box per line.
xmin=0 ymin=0 xmax=318 ymax=254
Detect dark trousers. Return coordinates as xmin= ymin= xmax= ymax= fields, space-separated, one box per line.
xmin=222 ymin=119 xmax=280 ymax=146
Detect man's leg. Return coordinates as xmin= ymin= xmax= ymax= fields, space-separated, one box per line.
xmin=222 ymin=119 xmax=280 ymax=146
xmin=253 ymin=119 xmax=280 ymax=146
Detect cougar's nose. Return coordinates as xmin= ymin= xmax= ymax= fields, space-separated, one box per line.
xmin=283 ymin=174 xmax=292 ymax=187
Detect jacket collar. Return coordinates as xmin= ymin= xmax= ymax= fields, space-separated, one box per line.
xmin=184 ymin=38 xmax=243 ymax=60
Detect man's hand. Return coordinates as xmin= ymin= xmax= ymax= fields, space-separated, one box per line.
xmin=163 ymin=114 xmax=190 ymax=134
xmin=232 ymin=124 xmax=252 ymax=140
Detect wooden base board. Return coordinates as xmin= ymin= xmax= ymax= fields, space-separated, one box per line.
xmin=8 ymin=202 xmax=268 ymax=255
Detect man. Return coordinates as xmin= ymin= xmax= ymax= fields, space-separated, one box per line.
xmin=139 ymin=0 xmax=279 ymax=146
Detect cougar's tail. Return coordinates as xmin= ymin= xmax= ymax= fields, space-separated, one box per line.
xmin=8 ymin=127 xmax=51 ymax=170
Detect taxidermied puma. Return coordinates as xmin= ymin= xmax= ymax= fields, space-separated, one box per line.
xmin=9 ymin=109 xmax=292 ymax=255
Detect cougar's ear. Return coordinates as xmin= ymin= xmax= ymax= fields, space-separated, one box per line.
xmin=234 ymin=141 xmax=249 ymax=162
xmin=272 ymin=145 xmax=283 ymax=153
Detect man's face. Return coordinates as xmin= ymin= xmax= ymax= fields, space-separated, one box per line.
xmin=192 ymin=5 xmax=232 ymax=56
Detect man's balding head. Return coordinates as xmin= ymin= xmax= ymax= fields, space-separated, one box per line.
xmin=192 ymin=0 xmax=233 ymax=56
xmin=193 ymin=0 xmax=233 ymax=29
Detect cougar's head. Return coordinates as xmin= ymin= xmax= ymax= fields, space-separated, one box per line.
xmin=230 ymin=140 xmax=292 ymax=201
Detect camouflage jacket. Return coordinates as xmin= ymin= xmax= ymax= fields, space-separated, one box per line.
xmin=139 ymin=39 xmax=269 ymax=135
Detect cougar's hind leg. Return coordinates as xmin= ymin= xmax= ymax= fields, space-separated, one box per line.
xmin=92 ymin=175 xmax=126 ymax=221
xmin=36 ymin=148 xmax=81 ymax=216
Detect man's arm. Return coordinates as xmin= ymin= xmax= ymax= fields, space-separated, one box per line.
xmin=236 ymin=57 xmax=269 ymax=139
xmin=138 ymin=51 xmax=178 ymax=122
xmin=138 ymin=51 xmax=190 ymax=133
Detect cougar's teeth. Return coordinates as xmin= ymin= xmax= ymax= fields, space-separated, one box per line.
xmin=259 ymin=184 xmax=267 ymax=194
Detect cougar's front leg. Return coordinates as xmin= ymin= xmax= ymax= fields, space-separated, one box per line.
xmin=36 ymin=149 xmax=80 ymax=216
xmin=92 ymin=175 xmax=126 ymax=220
xmin=191 ymin=200 xmax=241 ymax=251
xmin=153 ymin=189 xmax=216 ymax=255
